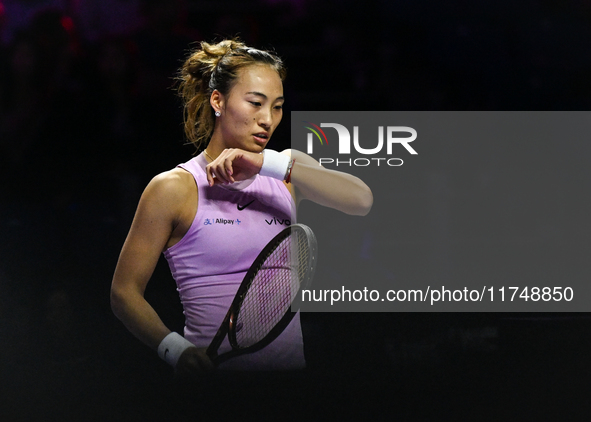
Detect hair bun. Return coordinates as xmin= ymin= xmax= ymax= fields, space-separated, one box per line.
xmin=177 ymin=38 xmax=285 ymax=152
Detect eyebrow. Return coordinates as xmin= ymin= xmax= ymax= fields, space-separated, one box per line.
xmin=246 ymin=91 xmax=284 ymax=101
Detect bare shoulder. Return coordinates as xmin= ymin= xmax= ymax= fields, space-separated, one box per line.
xmin=144 ymin=167 xmax=196 ymax=203
xmin=135 ymin=168 xmax=197 ymax=226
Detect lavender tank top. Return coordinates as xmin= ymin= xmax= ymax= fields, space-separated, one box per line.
xmin=163 ymin=153 xmax=305 ymax=370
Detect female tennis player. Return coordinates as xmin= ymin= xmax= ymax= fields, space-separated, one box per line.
xmin=110 ymin=39 xmax=373 ymax=377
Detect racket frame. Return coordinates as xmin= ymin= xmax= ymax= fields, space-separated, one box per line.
xmin=206 ymin=224 xmax=317 ymax=366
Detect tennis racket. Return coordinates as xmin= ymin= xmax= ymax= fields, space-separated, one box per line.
xmin=206 ymin=223 xmax=317 ymax=366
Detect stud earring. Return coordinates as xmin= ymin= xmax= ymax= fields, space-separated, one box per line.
xmin=215 ymin=111 xmax=221 ymax=117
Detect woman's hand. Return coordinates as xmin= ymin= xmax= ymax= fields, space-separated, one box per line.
xmin=175 ymin=347 xmax=215 ymax=379
xmin=205 ymin=148 xmax=264 ymax=186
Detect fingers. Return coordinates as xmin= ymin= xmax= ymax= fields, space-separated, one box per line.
xmin=206 ymin=166 xmax=220 ymax=187
xmin=175 ymin=347 xmax=215 ymax=379
xmin=205 ymin=148 xmax=269 ymax=187
xmin=223 ymin=157 xmax=234 ymax=181
xmin=206 ymin=161 xmax=231 ymax=187
xmin=214 ymin=151 xmax=235 ymax=184
xmin=205 ymin=149 xmax=244 ymax=186
xmin=205 ymin=166 xmax=214 ymax=186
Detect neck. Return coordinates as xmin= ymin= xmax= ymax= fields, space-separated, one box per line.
xmin=204 ymin=131 xmax=224 ymax=161
xmin=203 ymin=148 xmax=216 ymax=162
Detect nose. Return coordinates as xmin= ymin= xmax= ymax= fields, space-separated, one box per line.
xmin=257 ymin=107 xmax=273 ymax=129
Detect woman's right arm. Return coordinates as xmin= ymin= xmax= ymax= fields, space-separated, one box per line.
xmin=112 ymin=169 xmax=214 ymax=376
xmin=110 ymin=170 xmax=189 ymax=351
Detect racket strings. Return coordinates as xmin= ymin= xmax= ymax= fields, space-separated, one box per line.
xmin=234 ymin=231 xmax=308 ymax=348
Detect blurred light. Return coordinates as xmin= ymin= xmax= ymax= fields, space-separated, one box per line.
xmin=60 ymin=15 xmax=75 ymax=32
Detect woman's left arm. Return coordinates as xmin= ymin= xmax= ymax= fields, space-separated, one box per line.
xmin=285 ymin=149 xmax=373 ymax=216
xmin=205 ymin=148 xmax=373 ymax=216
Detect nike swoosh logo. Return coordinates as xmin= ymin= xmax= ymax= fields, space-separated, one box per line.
xmin=237 ymin=200 xmax=255 ymax=211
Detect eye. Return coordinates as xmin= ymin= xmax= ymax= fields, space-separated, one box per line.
xmin=274 ymin=104 xmax=283 ymax=110
xmin=249 ymin=101 xmax=262 ymax=107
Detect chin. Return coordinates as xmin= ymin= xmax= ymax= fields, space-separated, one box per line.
xmin=250 ymin=143 xmax=267 ymax=152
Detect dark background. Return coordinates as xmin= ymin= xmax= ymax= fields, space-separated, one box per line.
xmin=1 ymin=0 xmax=590 ymax=420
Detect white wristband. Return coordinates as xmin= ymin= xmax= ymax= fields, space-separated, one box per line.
xmin=157 ymin=332 xmax=195 ymax=367
xmin=259 ymin=149 xmax=290 ymax=180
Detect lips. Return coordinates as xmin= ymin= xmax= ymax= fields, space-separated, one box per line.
xmin=253 ymin=133 xmax=269 ymax=143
